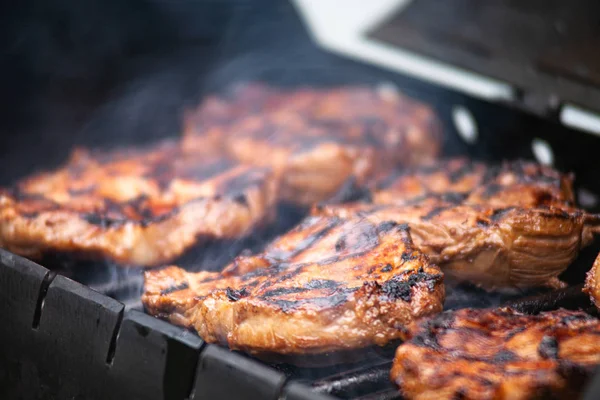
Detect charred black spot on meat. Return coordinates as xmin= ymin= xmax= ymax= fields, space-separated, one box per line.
xmin=226 ymin=287 xmax=249 ymax=302
xmin=401 ymin=252 xmax=419 ymax=262
xmin=489 ymin=207 xmax=514 ymax=222
xmin=232 ymin=193 xmax=248 ymax=206
xmin=411 ymin=329 xmax=440 ymax=350
xmin=335 ymin=237 xmax=346 ymax=252
xmin=561 ymin=314 xmax=592 ymax=324
xmin=381 ymin=268 xmax=442 ymax=302
xmin=504 ymin=327 xmax=526 ymax=340
xmin=268 ymin=292 xmax=351 ymax=313
xmin=476 ymin=218 xmax=490 ymax=227
xmin=304 ymin=279 xmax=340 ymax=290
xmin=493 ymin=350 xmax=517 ymax=363
xmin=160 ymin=282 xmax=189 ymax=295
xmin=381 ymin=264 xmax=393 ymax=273
xmin=83 ymin=213 xmax=127 ymax=228
xmin=377 ymin=221 xmax=399 ymax=233
xmin=538 ymin=336 xmax=559 ymax=359
xmin=260 ymin=287 xmax=308 ymax=298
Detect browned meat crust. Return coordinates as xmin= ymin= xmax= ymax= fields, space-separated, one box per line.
xmin=0 ymin=140 xmax=279 ymax=266
xmin=143 ymin=216 xmax=444 ymax=355
xmin=184 ymin=83 xmax=443 ymax=205
xmin=391 ymin=308 xmax=600 ymax=400
xmin=372 ymin=159 xmax=575 ymax=208
xmin=316 ymin=159 xmax=595 ymax=288
xmin=316 ymin=202 xmax=595 ymax=288
xmin=584 ymin=252 xmax=600 ymax=309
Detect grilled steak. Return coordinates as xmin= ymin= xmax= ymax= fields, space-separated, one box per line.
xmin=0 ymin=140 xmax=279 ymax=266
xmin=316 ymin=202 xmax=595 ymax=288
xmin=185 ymin=83 xmax=443 ymax=205
xmin=584 ymin=252 xmax=600 ymax=309
xmin=372 ymin=159 xmax=575 ymax=208
xmin=143 ymin=216 xmax=444 ymax=356
xmin=391 ymin=308 xmax=600 ymax=400
xmin=317 ymin=159 xmax=595 ymax=288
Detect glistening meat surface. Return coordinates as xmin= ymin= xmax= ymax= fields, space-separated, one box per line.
xmin=316 ymin=202 xmax=595 ymax=288
xmin=317 ymin=159 xmax=597 ymax=288
xmin=391 ymin=308 xmax=600 ymax=400
xmin=0 ymin=139 xmax=278 ymax=266
xmin=143 ymin=216 xmax=444 ymax=356
xmin=184 ymin=83 xmax=443 ymax=205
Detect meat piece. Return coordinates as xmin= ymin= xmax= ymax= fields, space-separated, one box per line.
xmin=0 ymin=140 xmax=279 ymax=266
xmin=391 ymin=308 xmax=600 ymax=400
xmin=317 ymin=159 xmax=594 ymax=288
xmin=185 ymin=83 xmax=443 ymax=205
xmin=316 ymin=202 xmax=596 ymax=288
xmin=584 ymin=252 xmax=600 ymax=309
xmin=373 ymin=159 xmax=575 ymax=208
xmin=143 ymin=216 xmax=444 ymax=356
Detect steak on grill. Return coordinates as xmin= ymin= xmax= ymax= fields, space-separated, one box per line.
xmin=317 ymin=159 xmax=596 ymax=288
xmin=316 ymin=202 xmax=596 ymax=288
xmin=0 ymin=139 xmax=279 ymax=266
xmin=372 ymin=158 xmax=575 ymax=208
xmin=391 ymin=307 xmax=600 ymax=400
xmin=143 ymin=216 xmax=444 ymax=356
xmin=184 ymin=83 xmax=443 ymax=205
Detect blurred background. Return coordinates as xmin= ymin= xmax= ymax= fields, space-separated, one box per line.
xmin=3 ymin=0 xmax=599 ymax=198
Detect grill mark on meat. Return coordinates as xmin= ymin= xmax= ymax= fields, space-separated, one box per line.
xmin=143 ymin=215 xmax=444 ymax=355
xmin=422 ymin=206 xmax=448 ymax=221
xmin=381 ymin=267 xmax=443 ymax=302
xmin=401 ymin=252 xmax=419 ymax=262
xmin=0 ymin=138 xmax=279 ymax=266
xmin=304 ymin=279 xmax=340 ymax=290
xmin=493 ymin=350 xmax=517 ymax=363
xmin=226 ymin=287 xmax=249 ymax=301
xmin=268 ymin=217 xmax=341 ymax=261
xmin=391 ymin=308 xmax=600 ymax=400
xmin=260 ymin=287 xmax=309 ymax=298
xmin=160 ymin=282 xmax=189 ymax=295
xmin=377 ymin=220 xmax=401 ymax=233
xmin=266 ymin=292 xmax=352 ymax=313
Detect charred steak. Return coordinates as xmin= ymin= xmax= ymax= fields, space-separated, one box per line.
xmin=143 ymin=216 xmax=444 ymax=356
xmin=184 ymin=83 xmax=443 ymax=205
xmin=316 ymin=202 xmax=595 ymax=288
xmin=391 ymin=308 xmax=600 ymax=400
xmin=0 ymin=140 xmax=278 ymax=266
xmin=317 ymin=159 xmax=596 ymax=288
